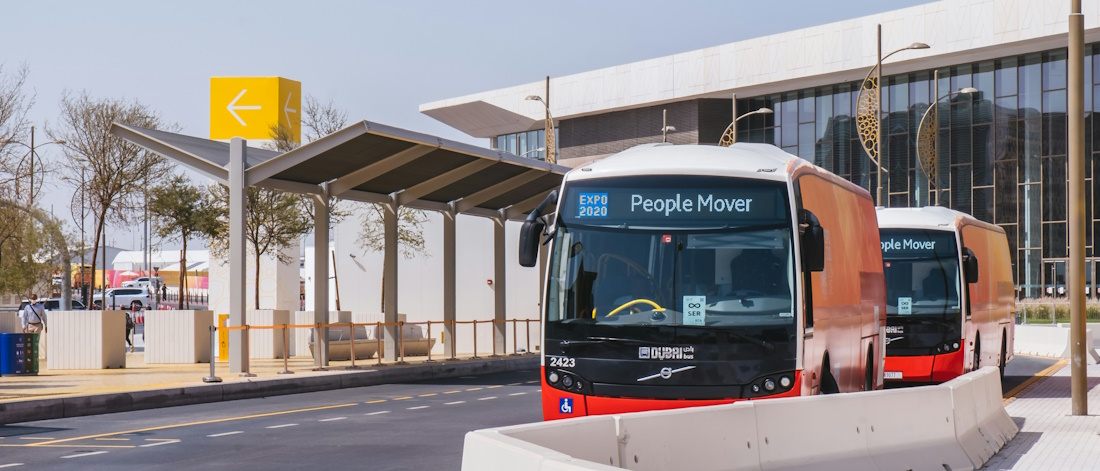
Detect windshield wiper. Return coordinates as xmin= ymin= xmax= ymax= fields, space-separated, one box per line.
xmin=724 ymin=332 xmax=774 ymax=354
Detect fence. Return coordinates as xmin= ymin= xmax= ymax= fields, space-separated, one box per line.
xmin=1016 ymin=299 xmax=1100 ymax=324
xmin=200 ymin=318 xmax=540 ymax=380
xmin=163 ymin=289 xmax=209 ymax=306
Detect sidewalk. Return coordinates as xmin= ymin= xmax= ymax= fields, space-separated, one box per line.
xmin=0 ymin=332 xmax=538 ymax=424
xmin=984 ymin=362 xmax=1100 ymax=470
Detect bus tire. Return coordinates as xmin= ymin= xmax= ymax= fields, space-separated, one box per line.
xmin=999 ymin=333 xmax=1007 ymax=380
xmin=973 ymin=338 xmax=981 ymax=373
xmin=865 ymin=347 xmax=874 ymax=391
xmin=821 ymin=355 xmax=839 ymax=394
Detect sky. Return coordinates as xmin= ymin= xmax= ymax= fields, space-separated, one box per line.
xmin=1 ymin=0 xmax=929 ymax=250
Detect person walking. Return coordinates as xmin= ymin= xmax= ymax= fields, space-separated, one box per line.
xmin=20 ymin=293 xmax=46 ymax=334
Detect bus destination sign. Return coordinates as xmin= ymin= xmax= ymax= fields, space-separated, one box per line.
xmin=570 ymin=187 xmax=784 ymax=225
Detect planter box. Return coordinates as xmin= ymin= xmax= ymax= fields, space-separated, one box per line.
xmin=46 ymin=310 xmax=126 ymax=370
xmin=246 ymin=310 xmax=290 ymax=359
xmin=145 ymin=310 xmax=213 ymax=364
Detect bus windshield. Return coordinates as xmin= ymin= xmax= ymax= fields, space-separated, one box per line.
xmin=545 ymin=176 xmax=796 ymax=355
xmin=880 ymin=229 xmax=961 ymax=318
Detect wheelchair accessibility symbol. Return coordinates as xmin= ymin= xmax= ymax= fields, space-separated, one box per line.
xmin=559 ymin=398 xmax=573 ymax=414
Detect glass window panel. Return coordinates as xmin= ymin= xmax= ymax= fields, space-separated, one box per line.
xmin=910 ymin=74 xmax=931 ymax=136
xmin=1002 ymin=225 xmax=1018 ymax=257
xmin=937 ymin=69 xmax=952 ymax=128
xmin=1042 ymin=96 xmax=1067 ymax=156
xmin=951 ymin=165 xmax=972 ymax=214
xmin=1087 ymin=54 xmax=1093 ymax=112
xmin=952 ymin=65 xmax=973 ymax=91
xmin=1019 ymin=54 xmax=1043 ymax=117
xmin=973 ymin=187 xmax=994 ymax=223
xmin=799 ymin=91 xmax=815 ymax=124
xmin=937 ymin=128 xmax=952 ymax=189
xmin=995 ymin=97 xmax=1018 ymax=122
xmin=782 ymin=95 xmax=799 ymax=146
xmin=1043 ymin=50 xmax=1068 ymax=90
xmin=951 ymin=124 xmax=972 ymax=165
xmin=996 ymin=58 xmax=1018 ymax=97
xmin=1043 ymin=222 xmax=1067 ymax=258
xmin=1020 ymin=183 xmax=1042 ymax=249
xmin=1043 ymin=156 xmax=1067 ymax=221
xmin=495 ymin=135 xmax=505 ymax=150
xmin=1043 ymin=89 xmax=1067 ymax=114
xmin=517 ymin=132 xmax=527 ymax=156
xmin=888 ymin=134 xmax=909 ymax=193
xmin=1019 ymin=249 xmax=1041 ymax=297
xmin=996 ymin=161 xmax=1018 ymax=223
xmin=1021 ymin=118 xmax=1042 ymax=183
xmin=973 ymin=61 xmax=995 ymax=124
xmin=798 ymin=122 xmax=816 ymax=161
xmin=995 ymin=116 xmax=1018 ymax=162
xmin=834 ymin=85 xmax=851 ymax=117
xmin=816 ymin=93 xmax=832 ymax=140
xmin=973 ymin=124 xmax=994 ymax=186
xmin=507 ymin=134 xmax=517 ymax=155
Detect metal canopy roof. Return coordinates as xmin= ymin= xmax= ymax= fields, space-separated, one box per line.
xmin=112 ymin=120 xmax=569 ymax=221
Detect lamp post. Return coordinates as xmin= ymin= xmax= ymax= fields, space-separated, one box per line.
xmin=915 ymin=72 xmax=977 ymax=206
xmin=526 ymin=77 xmax=556 ymax=164
xmin=1 ymin=126 xmax=66 ymax=208
xmin=661 ymin=109 xmax=676 ymax=143
xmin=519 ymin=147 xmax=546 ymax=159
xmin=855 ymin=24 xmax=929 ymax=207
xmin=719 ymin=93 xmax=773 ymax=147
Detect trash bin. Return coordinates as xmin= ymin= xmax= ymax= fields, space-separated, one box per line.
xmin=0 ymin=333 xmax=40 ymax=376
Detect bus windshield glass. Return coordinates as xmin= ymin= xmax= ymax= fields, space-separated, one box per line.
xmin=545 ymin=176 xmax=796 ymax=353
xmin=880 ymin=229 xmax=961 ymax=318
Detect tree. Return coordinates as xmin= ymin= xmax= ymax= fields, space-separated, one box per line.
xmin=209 ymin=184 xmax=312 ymax=310
xmin=48 ymin=91 xmax=173 ymax=293
xmin=149 ymin=174 xmax=222 ymax=309
xmin=0 ymin=63 xmax=43 ymax=296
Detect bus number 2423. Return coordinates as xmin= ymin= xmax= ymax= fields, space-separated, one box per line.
xmin=548 ymin=356 xmax=576 ymax=368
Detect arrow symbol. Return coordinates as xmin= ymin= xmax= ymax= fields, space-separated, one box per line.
xmin=284 ymin=92 xmax=297 ymax=129
xmin=227 ymin=89 xmax=262 ymax=126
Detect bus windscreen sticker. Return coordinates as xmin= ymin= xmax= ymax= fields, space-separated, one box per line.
xmin=683 ymin=296 xmax=705 ymax=326
xmin=897 ymin=297 xmax=912 ymax=315
xmin=577 ymin=192 xmax=609 ymax=218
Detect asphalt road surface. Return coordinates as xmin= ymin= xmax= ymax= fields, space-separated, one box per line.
xmin=0 ymin=356 xmax=1060 ymax=470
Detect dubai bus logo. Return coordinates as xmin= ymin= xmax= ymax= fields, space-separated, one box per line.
xmin=638 ymin=346 xmax=695 ymax=360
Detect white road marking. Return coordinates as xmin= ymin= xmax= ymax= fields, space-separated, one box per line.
xmin=478 ymin=396 xmax=498 ymax=401
xmin=0 ymin=464 xmax=24 ymax=469
xmin=507 ymin=382 xmax=522 ymax=386
xmin=207 ymin=431 xmax=243 ymax=438
xmin=524 ymin=380 xmax=538 ymax=384
xmin=319 ymin=417 xmax=347 ymax=422
xmin=266 ymin=424 xmax=298 ymax=429
xmin=61 ymin=451 xmax=108 ymax=459
xmin=407 ymin=406 xmax=430 ymax=410
xmin=509 ymin=392 xmax=527 ymax=396
xmin=445 ymin=401 xmax=465 ymax=405
xmin=366 ymin=411 xmax=390 ymax=416
xmin=18 ymin=437 xmax=54 ymax=441
xmin=139 ymin=440 xmax=180 ymax=448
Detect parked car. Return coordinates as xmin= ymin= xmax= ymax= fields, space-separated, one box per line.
xmin=44 ymin=298 xmax=87 ymax=311
xmin=121 ymin=276 xmax=163 ymax=289
xmin=92 ymin=288 xmax=152 ymax=310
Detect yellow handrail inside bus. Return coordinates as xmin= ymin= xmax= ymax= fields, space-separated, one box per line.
xmin=606 ymin=299 xmax=665 ymax=318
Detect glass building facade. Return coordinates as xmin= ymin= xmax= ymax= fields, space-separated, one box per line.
xmin=492 ymin=128 xmax=557 ymax=161
xmin=735 ymin=46 xmax=1100 ymax=299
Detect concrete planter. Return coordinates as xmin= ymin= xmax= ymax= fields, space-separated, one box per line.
xmin=291 ymin=311 xmax=350 ymax=357
xmin=46 ymin=310 xmax=126 ymax=370
xmin=246 ymin=309 xmax=289 ymax=359
xmin=145 ymin=310 xmax=213 ymax=364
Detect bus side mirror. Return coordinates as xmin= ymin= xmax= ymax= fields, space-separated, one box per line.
xmin=963 ymin=247 xmax=979 ymax=284
xmin=799 ymin=209 xmax=825 ymax=272
xmin=519 ymin=219 xmax=545 ymax=267
xmin=518 ymin=190 xmax=558 ymax=268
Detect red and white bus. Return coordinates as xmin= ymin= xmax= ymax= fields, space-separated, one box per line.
xmin=519 ymin=143 xmax=886 ymax=420
xmin=877 ymin=207 xmax=1015 ymax=384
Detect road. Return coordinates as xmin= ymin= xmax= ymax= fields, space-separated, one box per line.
xmin=0 ymin=356 xmax=1060 ymax=470
xmin=0 ymin=370 xmax=542 ymax=471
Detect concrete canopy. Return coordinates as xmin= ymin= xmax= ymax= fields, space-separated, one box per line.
xmin=111 ymin=120 xmax=567 ymax=373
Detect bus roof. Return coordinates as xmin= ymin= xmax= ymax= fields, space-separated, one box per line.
xmin=876 ymin=206 xmax=1004 ymax=234
xmin=566 ymin=143 xmax=803 ymax=183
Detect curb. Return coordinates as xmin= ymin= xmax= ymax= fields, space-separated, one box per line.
xmin=0 ymin=356 xmax=539 ymax=425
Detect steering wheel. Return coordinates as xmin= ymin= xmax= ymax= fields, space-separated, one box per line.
xmin=606 ymin=299 xmax=665 ymax=318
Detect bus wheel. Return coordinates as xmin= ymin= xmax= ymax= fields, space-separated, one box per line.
xmin=999 ymin=334 xmax=1007 ymax=380
xmin=865 ymin=348 xmax=874 ymax=391
xmin=821 ymin=356 xmax=839 ymax=394
xmin=972 ymin=339 xmax=981 ymax=373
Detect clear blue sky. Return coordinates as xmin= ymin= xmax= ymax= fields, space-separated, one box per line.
xmin=2 ymin=0 xmax=929 ymax=249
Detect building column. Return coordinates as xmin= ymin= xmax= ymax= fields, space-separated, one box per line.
xmin=493 ymin=215 xmax=506 ymax=355
xmin=229 ymin=138 xmax=248 ymax=374
xmin=313 ymin=187 xmax=330 ymax=367
xmin=443 ymin=209 xmax=456 ymax=357
xmin=383 ymin=200 xmax=400 ymax=360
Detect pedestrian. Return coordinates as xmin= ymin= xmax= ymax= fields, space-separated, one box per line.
xmin=20 ymin=293 xmax=47 ymax=334
xmin=125 ymin=310 xmax=135 ymax=353
xmin=161 ymin=283 xmax=167 ymax=301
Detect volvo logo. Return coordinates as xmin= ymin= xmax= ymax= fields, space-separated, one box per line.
xmin=637 ymin=365 xmax=696 ymax=382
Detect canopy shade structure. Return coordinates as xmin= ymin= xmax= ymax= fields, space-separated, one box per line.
xmin=111 ymin=119 xmax=568 ymax=374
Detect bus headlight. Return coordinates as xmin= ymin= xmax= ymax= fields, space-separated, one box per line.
xmin=751 ymin=384 xmax=761 ymax=394
xmin=561 ymin=375 xmax=574 ymax=388
xmin=548 ymin=371 xmax=560 ymax=384
xmin=763 ymin=378 xmax=776 ymax=392
xmin=952 ymin=342 xmax=960 ymax=351
xmin=779 ymin=376 xmax=792 ymax=389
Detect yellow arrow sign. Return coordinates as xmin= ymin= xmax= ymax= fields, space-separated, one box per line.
xmin=210 ymin=77 xmax=301 ymax=142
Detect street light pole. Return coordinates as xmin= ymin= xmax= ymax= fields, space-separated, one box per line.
xmin=525 ymin=87 xmax=557 ymax=165
xmin=915 ymin=72 xmax=977 ymax=207
xmin=1068 ymin=0 xmax=1087 ymax=415
xmin=719 ymin=92 xmax=773 ymax=147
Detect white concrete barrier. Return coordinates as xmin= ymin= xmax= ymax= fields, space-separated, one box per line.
xmin=46 ymin=311 xmax=126 ymax=370
xmin=246 ymin=309 xmax=289 ymax=359
xmin=462 ymin=367 xmax=1016 ymax=471
xmin=0 ymin=310 xmax=20 ymax=334
xmin=291 ymin=311 xmax=350 ymax=356
xmin=144 ymin=310 xmax=213 ymax=364
xmin=1013 ymin=324 xmax=1100 ymax=363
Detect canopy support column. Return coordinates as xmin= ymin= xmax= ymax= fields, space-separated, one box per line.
xmin=443 ymin=209 xmax=457 ymax=357
xmin=229 ymin=138 xmax=248 ymax=374
xmin=313 ymin=186 xmax=330 ymax=367
xmin=383 ymin=200 xmax=400 ymax=360
xmin=493 ymin=215 xmax=506 ymax=355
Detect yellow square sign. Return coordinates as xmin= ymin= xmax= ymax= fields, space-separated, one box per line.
xmin=210 ymin=76 xmax=301 ymax=142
